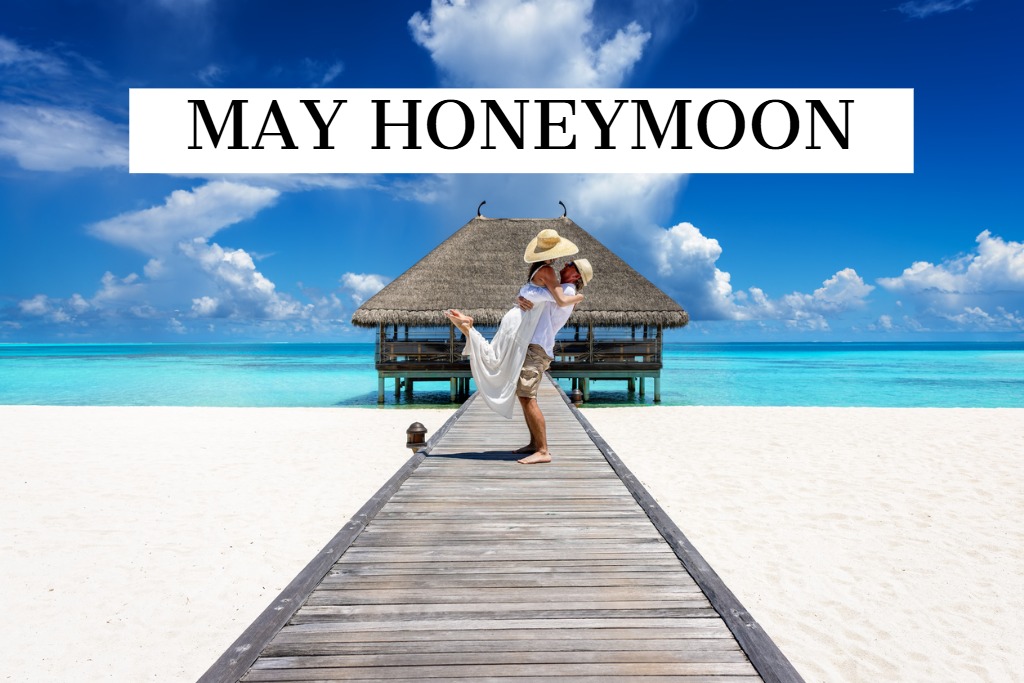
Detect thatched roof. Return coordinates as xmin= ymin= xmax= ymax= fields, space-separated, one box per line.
xmin=351 ymin=216 xmax=689 ymax=329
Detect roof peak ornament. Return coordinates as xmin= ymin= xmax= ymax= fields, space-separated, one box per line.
xmin=558 ymin=200 xmax=567 ymax=218
xmin=477 ymin=200 xmax=486 ymax=217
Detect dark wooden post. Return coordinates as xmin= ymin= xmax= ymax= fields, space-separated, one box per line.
xmin=376 ymin=324 xmax=385 ymax=404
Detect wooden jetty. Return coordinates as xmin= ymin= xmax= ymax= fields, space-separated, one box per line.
xmin=200 ymin=378 xmax=803 ymax=682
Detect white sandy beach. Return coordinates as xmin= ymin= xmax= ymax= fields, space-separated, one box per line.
xmin=2 ymin=405 xmax=1022 ymax=682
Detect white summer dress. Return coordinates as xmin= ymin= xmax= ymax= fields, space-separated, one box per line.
xmin=462 ymin=282 xmax=577 ymax=419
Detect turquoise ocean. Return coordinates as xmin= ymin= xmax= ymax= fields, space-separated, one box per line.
xmin=1 ymin=342 xmax=1022 ymax=408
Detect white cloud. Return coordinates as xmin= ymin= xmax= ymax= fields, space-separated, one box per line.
xmin=567 ymin=174 xmax=684 ymax=234
xmin=655 ymin=222 xmax=739 ymax=320
xmin=8 ymin=247 xmax=355 ymax=334
xmin=196 ymin=63 xmax=225 ymax=85
xmin=68 ymin=293 xmax=91 ymax=314
xmin=92 ymin=271 xmax=145 ymax=306
xmin=943 ymin=306 xmax=1024 ymax=330
xmin=191 ymin=295 xmax=221 ymax=317
xmin=781 ymin=268 xmax=875 ymax=315
xmin=18 ymin=294 xmax=51 ymax=316
xmin=168 ymin=317 xmax=188 ymax=335
xmin=17 ymin=290 xmax=94 ymax=325
xmin=89 ymin=181 xmax=280 ymax=256
xmin=184 ymin=173 xmax=379 ymax=195
xmin=341 ymin=273 xmax=391 ymax=305
xmin=143 ymin=258 xmax=168 ymax=279
xmin=318 ymin=60 xmax=344 ymax=86
xmin=655 ymin=221 xmax=874 ymax=325
xmin=872 ymin=314 xmax=895 ymax=331
xmin=895 ymin=0 xmax=978 ymax=19
xmin=2 ymin=179 xmax=365 ymax=336
xmin=13 ymin=271 xmax=152 ymax=327
xmin=878 ymin=231 xmax=1023 ymax=294
xmin=0 ymin=36 xmax=127 ymax=172
xmin=877 ymin=231 xmax=1024 ymax=329
xmin=0 ymin=35 xmax=68 ymax=77
xmin=770 ymin=269 xmax=875 ymax=330
xmin=180 ymin=239 xmax=309 ymax=321
xmin=0 ymin=104 xmax=126 ymax=171
xmin=410 ymin=0 xmax=650 ymax=87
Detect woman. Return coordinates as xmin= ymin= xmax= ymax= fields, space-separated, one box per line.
xmin=443 ymin=232 xmax=591 ymax=423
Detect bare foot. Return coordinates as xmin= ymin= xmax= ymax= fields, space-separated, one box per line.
xmin=444 ymin=309 xmax=474 ymax=334
xmin=512 ymin=444 xmax=537 ymax=454
xmin=517 ymin=451 xmax=552 ymax=464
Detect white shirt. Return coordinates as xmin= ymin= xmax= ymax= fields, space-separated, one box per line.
xmin=462 ymin=283 xmax=576 ymax=419
xmin=522 ymin=282 xmax=576 ymax=359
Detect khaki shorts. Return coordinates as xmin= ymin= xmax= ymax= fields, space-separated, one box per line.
xmin=517 ymin=344 xmax=552 ymax=399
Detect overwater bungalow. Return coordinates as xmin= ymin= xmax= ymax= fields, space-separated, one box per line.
xmin=351 ymin=209 xmax=688 ymax=403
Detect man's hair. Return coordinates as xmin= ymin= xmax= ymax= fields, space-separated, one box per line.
xmin=564 ymin=263 xmax=585 ymax=290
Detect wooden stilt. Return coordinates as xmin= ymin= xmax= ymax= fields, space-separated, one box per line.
xmin=377 ymin=376 xmax=385 ymax=404
xmin=639 ymin=377 xmax=646 ymax=396
xmin=582 ymin=378 xmax=590 ymax=401
xmin=654 ymin=376 xmax=661 ymax=403
xmin=450 ymin=378 xmax=456 ymax=402
xmin=628 ymin=377 xmax=635 ymax=392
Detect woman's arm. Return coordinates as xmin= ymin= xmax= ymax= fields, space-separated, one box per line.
xmin=534 ymin=265 xmax=584 ymax=307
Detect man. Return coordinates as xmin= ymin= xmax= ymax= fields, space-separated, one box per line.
xmin=514 ymin=258 xmax=592 ymax=464
xmin=444 ymin=230 xmax=591 ymax=464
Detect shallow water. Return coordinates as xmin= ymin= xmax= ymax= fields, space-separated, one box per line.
xmin=1 ymin=342 xmax=1022 ymax=408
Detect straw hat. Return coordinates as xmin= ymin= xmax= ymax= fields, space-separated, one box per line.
xmin=523 ymin=229 xmax=579 ymax=263
xmin=571 ymin=258 xmax=593 ymax=286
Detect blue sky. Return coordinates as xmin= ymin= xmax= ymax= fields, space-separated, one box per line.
xmin=1 ymin=0 xmax=1021 ymax=342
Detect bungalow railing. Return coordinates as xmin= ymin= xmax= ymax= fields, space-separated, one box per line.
xmin=374 ymin=323 xmax=665 ymax=402
xmin=376 ymin=324 xmax=662 ymax=368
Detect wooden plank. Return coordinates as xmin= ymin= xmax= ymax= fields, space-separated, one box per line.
xmin=323 ymin=559 xmax=688 ymax=573
xmin=288 ymin=610 xmax=720 ymax=626
xmin=262 ymin=637 xmax=743 ymax=657
xmin=243 ymin=676 xmax=759 ymax=683
xmin=318 ymin=572 xmax=701 ymax=589
xmin=276 ymin=616 xmax=733 ymax=634
xmin=552 ymin=381 xmax=804 ymax=683
xmin=253 ymin=648 xmax=750 ymax=666
xmin=302 ymin=586 xmax=707 ymax=603
xmin=271 ymin=624 xmax=736 ymax=644
xmin=197 ymin=396 xmax=477 ymax=683
xmin=241 ymin=662 xmax=758 ymax=680
xmin=334 ymin=550 xmax=682 ymax=563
